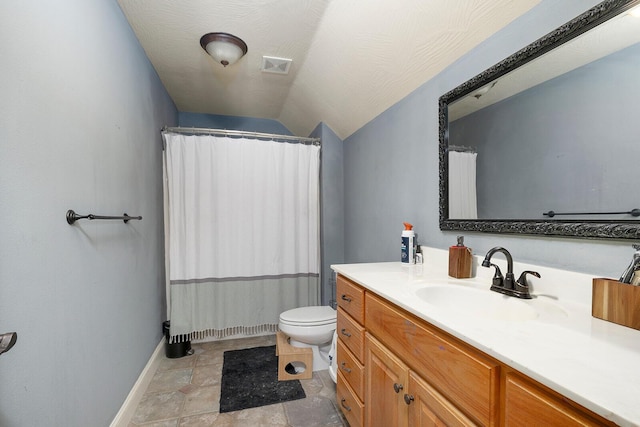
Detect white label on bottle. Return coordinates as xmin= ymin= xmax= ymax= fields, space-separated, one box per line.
xmin=401 ymin=236 xmax=414 ymax=263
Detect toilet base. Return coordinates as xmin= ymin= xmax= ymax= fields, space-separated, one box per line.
xmin=289 ymin=338 xmax=332 ymax=371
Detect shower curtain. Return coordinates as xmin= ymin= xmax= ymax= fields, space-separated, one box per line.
xmin=448 ymin=151 xmax=478 ymax=219
xmin=162 ymin=132 xmax=320 ymax=341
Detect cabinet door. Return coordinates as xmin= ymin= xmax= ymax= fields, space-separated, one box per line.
xmin=365 ymin=333 xmax=409 ymax=427
xmin=504 ymin=372 xmax=614 ymax=427
xmin=407 ymin=371 xmax=477 ymax=427
xmin=366 ymin=292 xmax=500 ymax=426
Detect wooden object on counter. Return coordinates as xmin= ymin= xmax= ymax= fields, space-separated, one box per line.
xmin=592 ymin=278 xmax=640 ymax=331
xmin=448 ymin=236 xmax=473 ymax=279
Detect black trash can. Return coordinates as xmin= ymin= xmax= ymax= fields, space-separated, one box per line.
xmin=162 ymin=321 xmax=192 ymax=358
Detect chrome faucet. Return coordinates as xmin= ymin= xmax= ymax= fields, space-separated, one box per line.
xmin=481 ymin=247 xmax=539 ymax=299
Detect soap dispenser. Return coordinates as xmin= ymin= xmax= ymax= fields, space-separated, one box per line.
xmin=448 ymin=236 xmax=473 ymax=278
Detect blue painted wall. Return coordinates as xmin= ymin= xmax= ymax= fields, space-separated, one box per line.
xmin=310 ymin=123 xmax=345 ymax=306
xmin=343 ymin=0 xmax=635 ymax=278
xmin=0 ymin=1 xmax=177 ymax=425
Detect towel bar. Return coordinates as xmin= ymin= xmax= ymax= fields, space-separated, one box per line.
xmin=543 ymin=208 xmax=640 ymax=218
xmin=66 ymin=209 xmax=142 ymax=225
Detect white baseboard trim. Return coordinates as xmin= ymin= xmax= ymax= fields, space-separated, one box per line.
xmin=110 ymin=339 xmax=165 ymax=427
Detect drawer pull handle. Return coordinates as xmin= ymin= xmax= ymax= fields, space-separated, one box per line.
xmin=340 ymin=328 xmax=352 ymax=337
xmin=404 ymin=394 xmax=415 ymax=405
xmin=340 ymin=362 xmax=352 ymax=373
xmin=341 ymin=294 xmax=352 ymax=303
xmin=340 ymin=398 xmax=352 ymax=412
xmin=393 ymin=383 xmax=404 ymax=393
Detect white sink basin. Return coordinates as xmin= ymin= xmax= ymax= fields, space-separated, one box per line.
xmin=414 ymin=285 xmax=567 ymax=321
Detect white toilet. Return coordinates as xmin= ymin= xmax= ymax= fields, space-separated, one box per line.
xmin=278 ymin=306 xmax=337 ymax=375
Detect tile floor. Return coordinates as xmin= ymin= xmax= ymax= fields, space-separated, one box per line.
xmin=129 ymin=334 xmax=348 ymax=426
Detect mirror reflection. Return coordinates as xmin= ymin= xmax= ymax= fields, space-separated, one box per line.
xmin=448 ymin=7 xmax=640 ymax=220
xmin=440 ymin=0 xmax=640 ymax=239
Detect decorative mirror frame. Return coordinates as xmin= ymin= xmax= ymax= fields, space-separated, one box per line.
xmin=439 ymin=0 xmax=640 ymax=240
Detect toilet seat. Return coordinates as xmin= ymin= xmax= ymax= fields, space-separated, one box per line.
xmin=279 ymin=306 xmax=336 ymax=327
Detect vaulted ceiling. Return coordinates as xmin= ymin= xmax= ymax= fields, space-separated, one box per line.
xmin=117 ymin=0 xmax=540 ymax=139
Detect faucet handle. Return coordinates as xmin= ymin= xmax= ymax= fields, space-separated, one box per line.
xmin=489 ymin=263 xmax=504 ymax=287
xmin=515 ymin=271 xmax=540 ymax=294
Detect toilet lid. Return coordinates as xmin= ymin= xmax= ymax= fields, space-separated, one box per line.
xmin=279 ymin=306 xmax=337 ymax=326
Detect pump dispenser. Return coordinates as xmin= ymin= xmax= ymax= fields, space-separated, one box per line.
xmin=401 ymin=222 xmax=415 ymax=264
xmin=448 ymin=236 xmax=473 ymax=278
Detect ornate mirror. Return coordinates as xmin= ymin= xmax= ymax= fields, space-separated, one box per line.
xmin=439 ymin=0 xmax=640 ymax=239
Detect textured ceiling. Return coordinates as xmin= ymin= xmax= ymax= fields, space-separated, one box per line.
xmin=117 ymin=0 xmax=540 ymax=139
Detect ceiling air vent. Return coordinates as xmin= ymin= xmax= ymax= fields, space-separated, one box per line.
xmin=261 ymin=56 xmax=292 ymax=74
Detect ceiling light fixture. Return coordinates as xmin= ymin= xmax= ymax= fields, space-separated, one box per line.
xmin=200 ymin=32 xmax=248 ymax=67
xmin=473 ymin=81 xmax=497 ymax=99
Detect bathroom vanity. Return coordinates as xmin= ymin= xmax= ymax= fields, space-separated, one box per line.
xmin=332 ymin=248 xmax=640 ymax=426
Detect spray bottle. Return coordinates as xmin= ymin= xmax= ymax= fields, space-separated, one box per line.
xmin=401 ymin=222 xmax=415 ymax=264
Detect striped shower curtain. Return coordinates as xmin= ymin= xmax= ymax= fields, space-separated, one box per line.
xmin=162 ymin=132 xmax=320 ymax=341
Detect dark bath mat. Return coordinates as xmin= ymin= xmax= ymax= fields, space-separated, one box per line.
xmin=219 ymin=345 xmax=306 ymax=413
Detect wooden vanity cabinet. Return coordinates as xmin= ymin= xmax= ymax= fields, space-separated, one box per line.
xmin=407 ymin=370 xmax=476 ymax=427
xmin=365 ymin=333 xmax=475 ymax=427
xmin=336 ymin=275 xmax=366 ymax=427
xmin=336 ymin=339 xmax=364 ymax=400
xmin=503 ymin=372 xmax=615 ymax=427
xmin=366 ymin=292 xmax=497 ymax=426
xmin=365 ymin=333 xmax=409 ymax=427
xmin=337 ymin=371 xmax=365 ymax=427
xmin=337 ymin=274 xmax=364 ymax=323
xmin=337 ymin=308 xmax=365 ymax=362
xmin=335 ymin=274 xmax=615 ymax=427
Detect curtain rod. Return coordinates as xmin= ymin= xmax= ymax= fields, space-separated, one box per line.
xmin=161 ymin=126 xmax=321 ymax=146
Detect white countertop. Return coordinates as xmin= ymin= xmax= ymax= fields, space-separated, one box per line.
xmin=331 ymin=248 xmax=640 ymax=427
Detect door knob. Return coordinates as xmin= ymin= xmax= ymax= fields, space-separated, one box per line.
xmin=393 ymin=383 xmax=404 ymax=393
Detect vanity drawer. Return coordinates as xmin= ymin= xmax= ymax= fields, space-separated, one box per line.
xmin=337 ymin=338 xmax=364 ymax=401
xmin=504 ymin=371 xmax=616 ymax=427
xmin=337 ymin=371 xmax=365 ymax=427
xmin=337 ymin=307 xmax=365 ymax=363
xmin=337 ymin=275 xmax=365 ymax=324
xmin=365 ymin=292 xmax=500 ymax=426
